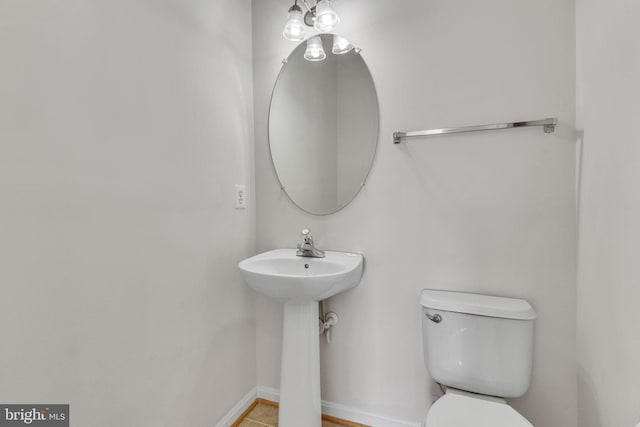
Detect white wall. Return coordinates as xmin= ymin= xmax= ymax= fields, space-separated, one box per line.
xmin=576 ymin=1 xmax=640 ymax=426
xmin=0 ymin=1 xmax=256 ymax=425
xmin=252 ymin=0 xmax=577 ymax=425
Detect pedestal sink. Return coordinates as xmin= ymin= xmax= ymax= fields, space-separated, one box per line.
xmin=238 ymin=249 xmax=363 ymax=427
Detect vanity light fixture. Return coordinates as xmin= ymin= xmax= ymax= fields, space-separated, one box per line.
xmin=313 ymin=0 xmax=340 ymax=32
xmin=282 ymin=0 xmax=341 ymax=40
xmin=282 ymin=0 xmax=349 ymax=62
xmin=304 ymin=35 xmax=326 ymax=61
xmin=282 ymin=0 xmax=307 ymax=41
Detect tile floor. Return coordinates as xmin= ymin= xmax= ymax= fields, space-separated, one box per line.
xmin=237 ymin=402 xmax=354 ymax=427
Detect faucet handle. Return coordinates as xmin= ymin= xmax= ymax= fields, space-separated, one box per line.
xmin=300 ymin=228 xmax=313 ymax=245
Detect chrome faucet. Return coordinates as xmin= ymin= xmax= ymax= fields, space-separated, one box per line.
xmin=296 ymin=229 xmax=326 ymax=258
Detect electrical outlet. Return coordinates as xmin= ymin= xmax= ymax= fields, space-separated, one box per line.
xmin=235 ymin=184 xmax=247 ymax=209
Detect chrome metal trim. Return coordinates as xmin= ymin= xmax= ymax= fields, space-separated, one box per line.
xmin=393 ymin=118 xmax=557 ymax=144
xmin=425 ymin=312 xmax=442 ymax=323
xmin=296 ymin=228 xmax=326 ymax=258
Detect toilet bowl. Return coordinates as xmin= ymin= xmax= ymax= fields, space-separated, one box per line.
xmin=421 ymin=290 xmax=537 ymax=426
xmin=425 ymin=388 xmax=533 ymax=427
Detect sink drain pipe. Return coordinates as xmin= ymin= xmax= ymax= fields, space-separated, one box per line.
xmin=319 ymin=300 xmax=339 ymax=344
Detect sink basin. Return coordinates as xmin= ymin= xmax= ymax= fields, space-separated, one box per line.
xmin=238 ymin=248 xmax=364 ymax=427
xmin=238 ymin=249 xmax=363 ymax=303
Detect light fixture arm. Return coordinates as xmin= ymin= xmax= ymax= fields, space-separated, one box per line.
xmin=301 ymin=0 xmax=318 ymax=27
xmin=288 ymin=0 xmax=304 ymax=14
xmin=299 ymin=0 xmax=314 ymax=14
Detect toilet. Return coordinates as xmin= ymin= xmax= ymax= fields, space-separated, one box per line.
xmin=421 ymin=289 xmax=537 ymax=426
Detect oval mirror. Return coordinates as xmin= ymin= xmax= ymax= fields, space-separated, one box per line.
xmin=269 ymin=34 xmax=379 ymax=215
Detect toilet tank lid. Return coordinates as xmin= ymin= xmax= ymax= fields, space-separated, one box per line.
xmin=420 ymin=290 xmax=537 ymax=320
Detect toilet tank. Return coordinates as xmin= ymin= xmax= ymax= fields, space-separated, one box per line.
xmin=421 ymin=290 xmax=537 ymax=398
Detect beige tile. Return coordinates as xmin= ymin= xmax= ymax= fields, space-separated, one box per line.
xmin=245 ymin=403 xmax=279 ymax=426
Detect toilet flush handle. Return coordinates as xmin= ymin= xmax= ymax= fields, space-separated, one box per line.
xmin=425 ymin=312 xmax=442 ymax=323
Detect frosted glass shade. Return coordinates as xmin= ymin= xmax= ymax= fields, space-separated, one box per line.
xmin=304 ymin=36 xmax=326 ymax=61
xmin=283 ymin=6 xmax=306 ymax=41
xmin=332 ymin=35 xmax=353 ymax=54
xmin=314 ymin=0 xmax=340 ymax=32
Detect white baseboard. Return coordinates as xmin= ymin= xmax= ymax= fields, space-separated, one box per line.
xmin=214 ymin=387 xmax=258 ymax=427
xmin=256 ymin=386 xmax=423 ymax=427
xmin=255 ymin=385 xmax=280 ymax=403
xmin=321 ymin=400 xmax=423 ymax=427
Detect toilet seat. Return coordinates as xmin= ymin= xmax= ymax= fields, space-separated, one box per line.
xmin=425 ymin=389 xmax=533 ymax=427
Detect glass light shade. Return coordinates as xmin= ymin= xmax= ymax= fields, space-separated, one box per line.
xmin=332 ymin=35 xmax=353 ymax=54
xmin=283 ymin=7 xmax=307 ymax=41
xmin=304 ymin=36 xmax=326 ymax=61
xmin=314 ymin=0 xmax=340 ymax=32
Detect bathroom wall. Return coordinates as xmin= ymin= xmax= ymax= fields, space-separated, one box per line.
xmin=252 ymin=0 xmax=577 ymax=425
xmin=576 ymin=1 xmax=640 ymax=426
xmin=0 ymin=0 xmax=255 ymax=425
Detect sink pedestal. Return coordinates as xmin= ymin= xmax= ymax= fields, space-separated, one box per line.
xmin=238 ymin=249 xmax=364 ymax=426
xmin=279 ymin=301 xmax=321 ymax=427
